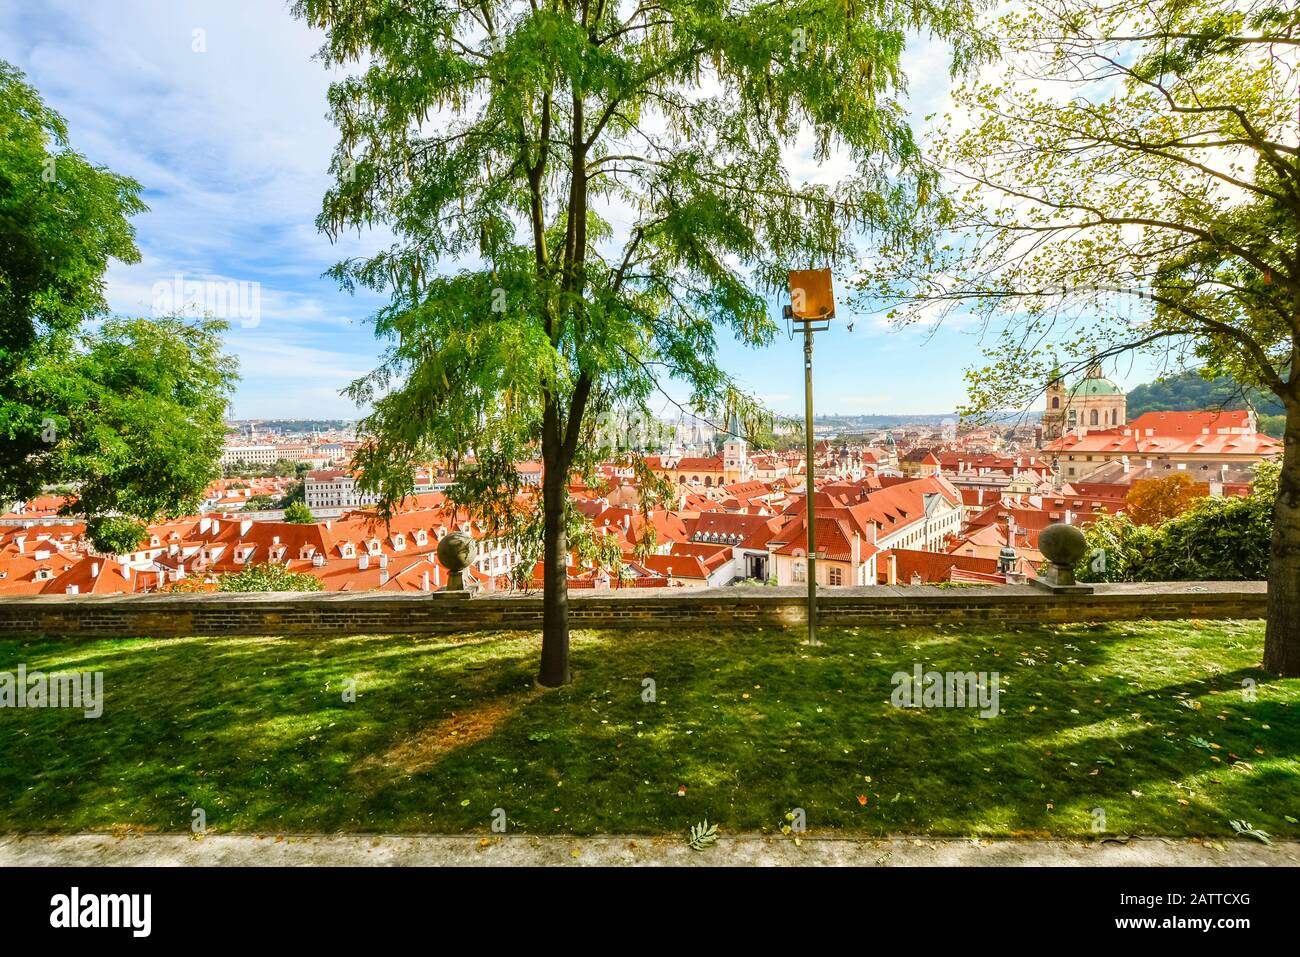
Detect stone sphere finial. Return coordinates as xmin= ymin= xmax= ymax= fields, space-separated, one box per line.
xmin=1039 ymin=523 xmax=1087 ymax=566
xmin=436 ymin=531 xmax=476 ymax=591
xmin=1038 ymin=522 xmax=1087 ymax=587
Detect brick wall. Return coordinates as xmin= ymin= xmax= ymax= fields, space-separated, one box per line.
xmin=0 ymin=582 xmax=1266 ymax=640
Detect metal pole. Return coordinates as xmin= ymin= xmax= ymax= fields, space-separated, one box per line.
xmin=803 ymin=323 xmax=819 ymax=646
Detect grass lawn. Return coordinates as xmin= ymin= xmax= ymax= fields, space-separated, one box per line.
xmin=0 ymin=619 xmax=1297 ymax=838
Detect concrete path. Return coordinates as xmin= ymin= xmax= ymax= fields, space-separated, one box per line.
xmin=1 ymin=833 xmax=1296 ymax=866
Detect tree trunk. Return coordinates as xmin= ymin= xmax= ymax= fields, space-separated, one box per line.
xmin=538 ymin=422 xmax=571 ymax=687
xmin=1264 ymin=394 xmax=1300 ymax=675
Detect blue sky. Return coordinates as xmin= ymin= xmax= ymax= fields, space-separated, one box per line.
xmin=0 ymin=0 xmax=1159 ymax=421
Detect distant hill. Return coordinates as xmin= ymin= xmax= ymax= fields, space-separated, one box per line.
xmin=813 ymin=414 xmax=959 ymax=428
xmin=1127 ymin=370 xmax=1285 ymax=437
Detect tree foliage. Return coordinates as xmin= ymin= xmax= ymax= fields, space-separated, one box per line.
xmin=861 ymin=1 xmax=1298 ymax=413
xmin=283 ymin=500 xmax=316 ymax=524
xmin=1124 ymin=472 xmax=1207 ymax=525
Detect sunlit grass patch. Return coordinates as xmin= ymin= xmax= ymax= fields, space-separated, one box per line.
xmin=0 ymin=619 xmax=1295 ymax=837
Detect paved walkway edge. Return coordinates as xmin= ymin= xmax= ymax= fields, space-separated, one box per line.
xmin=1 ymin=833 xmax=1296 ymax=866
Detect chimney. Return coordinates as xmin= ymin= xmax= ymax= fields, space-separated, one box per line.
xmin=66 ymin=585 xmax=79 ymax=595
xmin=200 ymin=516 xmax=211 ymax=535
xmin=887 ymin=551 xmax=898 ymax=586
xmin=422 ymin=570 xmax=430 ymax=591
xmin=358 ymin=554 xmax=369 ymax=570
xmin=379 ymin=554 xmax=388 ymax=569
xmin=90 ymin=561 xmax=100 ymax=578
xmin=14 ymin=535 xmax=25 ymax=554
xmin=379 ymin=569 xmax=389 ymax=585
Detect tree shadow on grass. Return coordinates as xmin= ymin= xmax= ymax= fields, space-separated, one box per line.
xmin=0 ymin=621 xmax=1295 ymax=837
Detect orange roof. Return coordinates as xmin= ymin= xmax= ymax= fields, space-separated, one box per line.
xmin=880 ymin=548 xmax=1003 ymax=584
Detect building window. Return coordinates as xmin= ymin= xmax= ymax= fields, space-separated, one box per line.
xmin=1090 ymin=409 xmax=1099 ymax=426
xmin=829 ymin=567 xmax=843 ymax=586
xmin=792 ymin=561 xmax=806 ymax=583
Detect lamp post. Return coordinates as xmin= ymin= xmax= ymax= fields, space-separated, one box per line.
xmin=784 ymin=269 xmax=834 ymax=646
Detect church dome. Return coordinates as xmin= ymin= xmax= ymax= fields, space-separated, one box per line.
xmin=1069 ymin=376 xmax=1123 ymax=397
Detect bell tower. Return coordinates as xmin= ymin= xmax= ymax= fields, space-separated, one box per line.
xmin=1042 ymin=370 xmax=1067 ymax=442
xmin=722 ymin=414 xmax=750 ymax=482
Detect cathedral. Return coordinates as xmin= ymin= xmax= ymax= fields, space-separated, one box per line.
xmin=1041 ymin=364 xmax=1126 ymax=442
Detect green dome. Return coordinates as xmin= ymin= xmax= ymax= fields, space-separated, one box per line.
xmin=1069 ymin=377 xmax=1123 ymax=397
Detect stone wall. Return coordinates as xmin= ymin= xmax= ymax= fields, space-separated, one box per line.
xmin=0 ymin=582 xmax=1266 ymax=640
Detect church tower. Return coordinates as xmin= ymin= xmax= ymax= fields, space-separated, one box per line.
xmin=1042 ymin=370 xmax=1067 ymax=442
xmin=722 ymin=414 xmax=750 ymax=483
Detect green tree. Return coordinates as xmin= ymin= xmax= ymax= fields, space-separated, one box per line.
xmin=278 ymin=479 xmax=306 ymax=507
xmin=283 ymin=500 xmax=316 ymax=524
xmin=862 ymin=1 xmax=1300 ymax=674
xmin=1259 ymin=414 xmax=1286 ymax=438
xmin=295 ymin=0 xmax=984 ymax=685
xmin=0 ymin=63 xmax=238 ymax=551
xmin=218 ymin=562 xmax=323 ymax=593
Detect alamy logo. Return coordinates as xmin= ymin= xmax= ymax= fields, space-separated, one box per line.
xmin=151 ymin=272 xmax=261 ymax=327
xmin=50 ymin=887 xmax=151 ymax=937
xmin=890 ymin=665 xmax=1000 ymax=718
xmin=0 ymin=665 xmax=103 ymax=718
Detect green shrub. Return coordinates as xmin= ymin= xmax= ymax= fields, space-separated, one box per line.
xmin=217 ymin=562 xmax=323 ymax=592
xmin=1076 ymin=462 xmax=1277 ymax=582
